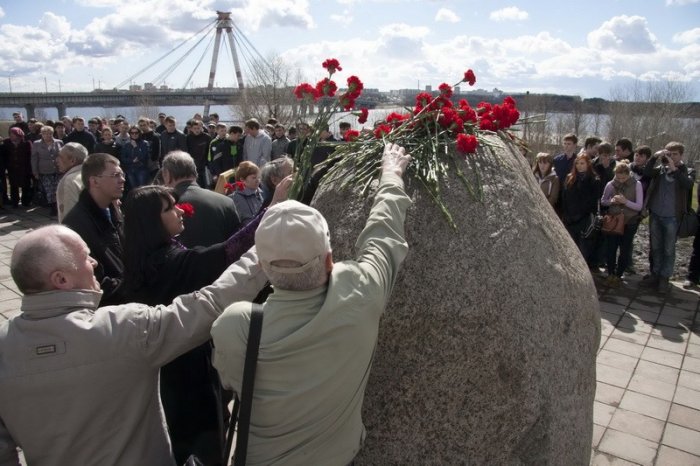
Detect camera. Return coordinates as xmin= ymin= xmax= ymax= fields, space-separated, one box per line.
xmin=661 ymin=154 xmax=670 ymax=164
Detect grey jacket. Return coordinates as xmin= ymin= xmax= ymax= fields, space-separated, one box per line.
xmin=0 ymin=249 xmax=266 ymax=466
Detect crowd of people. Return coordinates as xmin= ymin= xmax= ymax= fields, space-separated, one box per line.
xmin=533 ymin=133 xmax=699 ymax=292
xmin=0 ymin=108 xmax=409 ymax=466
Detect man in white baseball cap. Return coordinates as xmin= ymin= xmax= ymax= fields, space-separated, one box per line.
xmin=212 ymin=143 xmax=412 ymax=465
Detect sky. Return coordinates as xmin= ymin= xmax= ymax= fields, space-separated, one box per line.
xmin=0 ymin=0 xmax=698 ymax=100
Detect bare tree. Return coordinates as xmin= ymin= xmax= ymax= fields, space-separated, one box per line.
xmin=606 ymin=80 xmax=697 ymax=162
xmin=233 ymin=54 xmax=305 ymax=126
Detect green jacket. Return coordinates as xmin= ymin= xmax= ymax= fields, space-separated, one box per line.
xmin=211 ymin=172 xmax=411 ymax=465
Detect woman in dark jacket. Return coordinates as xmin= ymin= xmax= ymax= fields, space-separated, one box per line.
xmin=2 ymin=127 xmax=33 ymax=207
xmin=122 ymin=181 xmax=288 ymax=465
xmin=561 ymin=153 xmax=601 ymax=264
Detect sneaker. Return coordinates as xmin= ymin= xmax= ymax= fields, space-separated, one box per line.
xmin=657 ymin=278 xmax=671 ymax=293
xmin=682 ymin=279 xmax=698 ymax=288
xmin=640 ymin=275 xmax=659 ymax=288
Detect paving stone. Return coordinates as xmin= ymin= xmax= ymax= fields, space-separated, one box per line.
xmin=601 ymin=311 xmax=622 ymax=326
xmin=627 ymin=374 xmax=677 ymax=402
xmin=594 ymin=401 xmax=617 ymax=427
xmin=610 ymin=328 xmax=650 ymax=346
xmin=649 ymin=325 xmax=690 ymax=343
xmin=687 ymin=343 xmax=700 ymax=359
xmin=662 ymin=423 xmax=700 ymax=456
xmin=655 ymin=445 xmax=700 ymax=466
xmin=601 ymin=319 xmax=616 ymax=339
xmin=604 ymin=338 xmax=645 ymax=358
xmin=646 ymin=334 xmax=688 ymax=355
xmin=597 ymin=429 xmax=658 ymax=466
xmin=598 ymin=350 xmax=639 ymax=372
xmin=683 ymin=356 xmax=700 ymax=374
xmin=640 ymin=347 xmax=683 ymax=369
xmin=592 ymin=424 xmax=606 ymax=448
xmin=674 ymin=386 xmax=700 ymax=411
xmin=595 ymin=382 xmax=626 ymax=406
xmin=619 ymin=391 xmax=671 ymax=421
xmin=634 ymin=360 xmax=679 ymax=384
xmin=678 ymin=370 xmax=700 ymax=390
xmin=625 ymin=309 xmax=659 ymax=323
xmin=618 ymin=315 xmax=654 ymax=333
xmin=656 ymin=312 xmax=694 ymax=328
xmin=597 ymin=364 xmax=634 ymax=389
xmin=608 ymin=408 xmax=665 ymax=443
xmin=590 ymin=452 xmax=640 ymax=466
xmin=668 ymin=404 xmax=700 ymax=431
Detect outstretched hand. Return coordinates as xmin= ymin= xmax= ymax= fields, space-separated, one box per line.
xmin=381 ymin=143 xmax=412 ymax=177
xmin=270 ymin=175 xmax=294 ymax=205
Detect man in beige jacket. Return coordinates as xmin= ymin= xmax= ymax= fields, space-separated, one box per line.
xmin=0 ymin=225 xmax=266 ymax=466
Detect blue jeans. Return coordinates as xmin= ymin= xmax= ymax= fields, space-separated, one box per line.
xmin=649 ymin=213 xmax=678 ymax=279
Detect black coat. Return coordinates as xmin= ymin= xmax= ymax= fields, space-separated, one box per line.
xmin=561 ymin=173 xmax=602 ymax=225
xmin=172 ymin=180 xmax=241 ymax=248
xmin=62 ymin=190 xmax=125 ymax=305
xmin=64 ymin=129 xmax=96 ymax=154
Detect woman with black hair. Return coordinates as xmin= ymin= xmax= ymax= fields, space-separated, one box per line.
xmin=122 ymin=180 xmax=290 ymax=465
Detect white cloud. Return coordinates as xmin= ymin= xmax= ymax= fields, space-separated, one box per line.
xmin=666 ymin=0 xmax=699 ymax=5
xmin=435 ymin=8 xmax=460 ymax=23
xmin=489 ymin=6 xmax=528 ymax=22
xmin=673 ymin=27 xmax=700 ymax=44
xmin=587 ymin=15 xmax=658 ymax=54
xmin=330 ymin=8 xmax=354 ymax=25
xmin=0 ymin=7 xmax=5 ymax=18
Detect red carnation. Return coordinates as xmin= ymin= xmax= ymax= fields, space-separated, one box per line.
xmin=503 ymin=96 xmax=516 ymax=107
xmin=176 ymin=203 xmax=195 ymax=218
xmin=294 ymin=83 xmax=320 ymax=101
xmin=386 ymin=112 xmax=409 ymax=126
xmin=464 ymin=69 xmax=476 ymax=86
xmin=357 ymin=107 xmax=369 ymax=124
xmin=344 ymin=129 xmax=360 ymax=142
xmin=346 ymin=75 xmax=364 ymax=98
xmin=415 ymin=92 xmax=433 ymax=108
xmin=438 ymin=108 xmax=458 ymax=129
xmin=373 ymin=124 xmax=392 ymax=139
xmin=338 ymin=93 xmax=356 ymax=110
xmin=315 ymin=78 xmax=338 ymax=97
xmin=479 ymin=118 xmax=496 ymax=131
xmin=322 ymin=58 xmax=342 ymax=74
xmin=456 ymin=134 xmax=478 ymax=154
xmin=438 ymin=83 xmax=453 ymax=98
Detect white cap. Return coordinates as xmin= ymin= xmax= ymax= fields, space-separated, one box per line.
xmin=255 ymin=200 xmax=331 ymax=274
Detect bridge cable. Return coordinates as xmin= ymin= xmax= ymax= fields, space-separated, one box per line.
xmin=151 ymin=26 xmax=216 ymax=88
xmin=181 ymin=33 xmax=216 ymax=89
xmin=114 ymin=19 xmax=217 ymax=89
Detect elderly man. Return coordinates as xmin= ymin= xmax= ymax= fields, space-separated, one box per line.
xmin=0 ymin=225 xmax=266 ymax=466
xmin=260 ymin=156 xmax=294 ymax=208
xmin=56 ymin=143 xmax=88 ymax=221
xmin=62 ymin=153 xmax=126 ymax=305
xmin=211 ymin=143 xmax=412 ymax=465
xmin=161 ymin=151 xmax=240 ymax=248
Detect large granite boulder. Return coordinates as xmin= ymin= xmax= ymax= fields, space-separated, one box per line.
xmin=311 ymin=134 xmax=600 ymax=464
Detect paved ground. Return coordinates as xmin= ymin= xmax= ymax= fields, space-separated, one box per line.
xmin=0 ymin=205 xmax=698 ymax=465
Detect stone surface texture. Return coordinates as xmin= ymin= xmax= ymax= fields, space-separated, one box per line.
xmin=311 ymin=134 xmax=601 ymax=464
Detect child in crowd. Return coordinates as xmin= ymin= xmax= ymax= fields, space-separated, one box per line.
xmin=230 ymin=161 xmax=263 ymax=224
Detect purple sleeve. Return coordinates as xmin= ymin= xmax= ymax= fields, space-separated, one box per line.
xmin=600 ymin=181 xmax=614 ymax=206
xmin=223 ymin=208 xmax=266 ymax=264
xmin=625 ymin=181 xmax=643 ymax=212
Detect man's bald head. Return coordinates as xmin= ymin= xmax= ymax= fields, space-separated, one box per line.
xmin=11 ymin=226 xmax=84 ymax=294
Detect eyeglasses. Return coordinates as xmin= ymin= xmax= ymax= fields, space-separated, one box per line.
xmin=96 ymin=172 xmax=125 ymax=179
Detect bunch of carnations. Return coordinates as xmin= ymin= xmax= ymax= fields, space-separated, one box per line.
xmin=288 ymin=59 xmax=365 ymax=199
xmin=292 ymin=59 xmax=522 ymax=227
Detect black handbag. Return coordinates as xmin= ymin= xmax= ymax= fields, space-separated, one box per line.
xmin=184 ymin=304 xmax=263 ymax=466
xmin=678 ymin=208 xmax=699 ymax=238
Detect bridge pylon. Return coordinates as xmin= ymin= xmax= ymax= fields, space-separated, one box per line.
xmin=204 ymin=11 xmax=244 ymax=119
